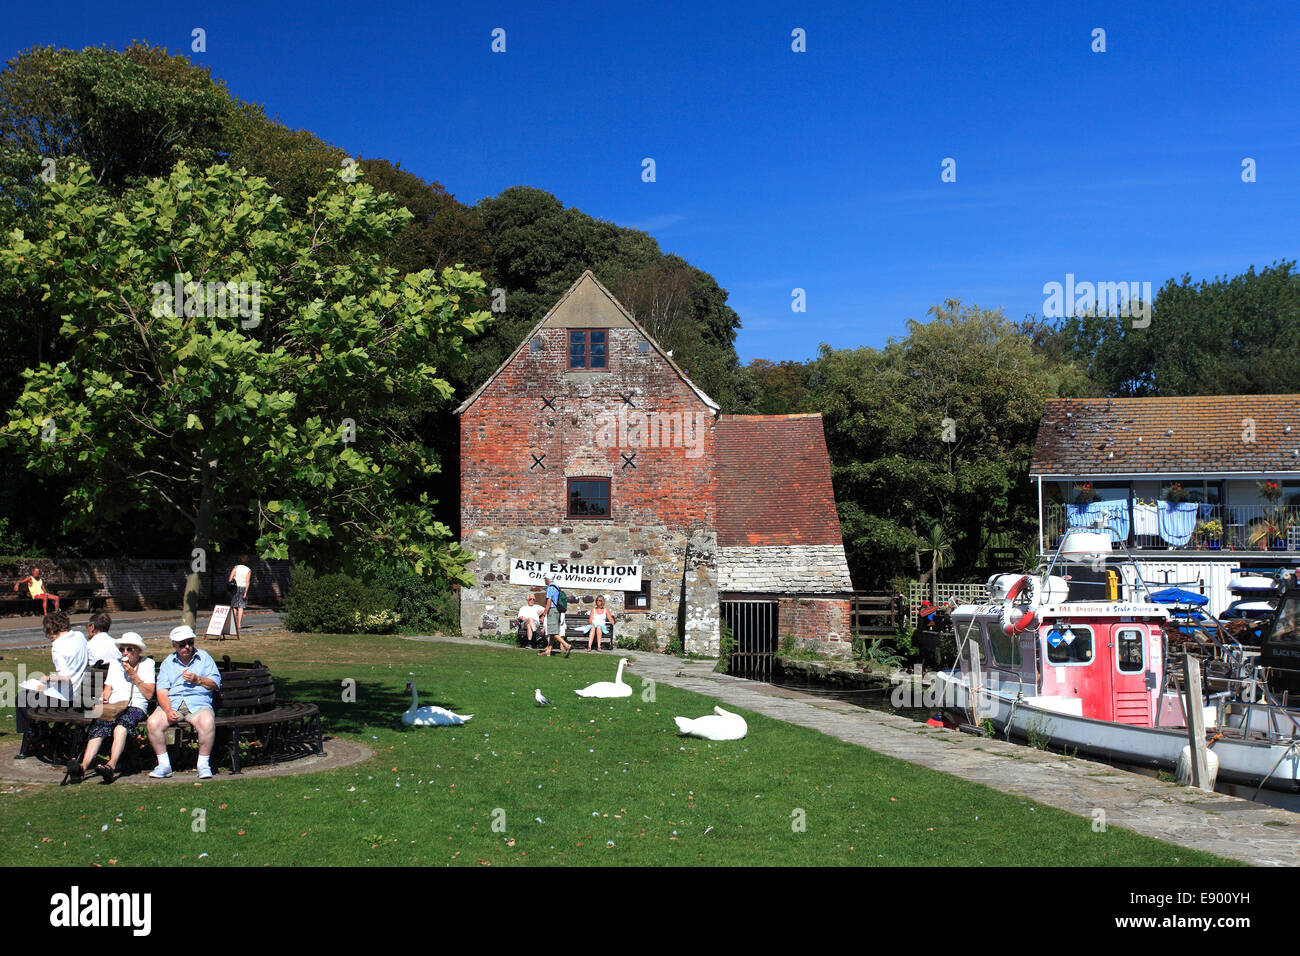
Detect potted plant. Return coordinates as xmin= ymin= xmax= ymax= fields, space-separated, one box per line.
xmin=1074 ymin=482 xmax=1100 ymax=505
xmin=1161 ymin=482 xmax=1191 ymax=504
xmin=1194 ymin=518 xmax=1223 ymax=550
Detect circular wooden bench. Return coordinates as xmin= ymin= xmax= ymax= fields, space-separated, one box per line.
xmin=22 ymin=656 xmax=322 ymax=774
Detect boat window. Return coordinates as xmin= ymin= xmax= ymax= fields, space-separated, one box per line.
xmin=1115 ymin=627 xmax=1144 ymax=673
xmin=1271 ymin=595 xmax=1300 ymax=646
xmin=984 ymin=621 xmax=1021 ymax=668
xmin=1045 ymin=625 xmax=1093 ymax=665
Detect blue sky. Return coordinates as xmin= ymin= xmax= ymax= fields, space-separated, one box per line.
xmin=4 ymin=1 xmax=1298 ymax=362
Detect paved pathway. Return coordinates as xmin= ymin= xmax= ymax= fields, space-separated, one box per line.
xmin=0 ymin=609 xmax=283 ymax=651
xmin=411 ymin=635 xmax=1300 ymax=865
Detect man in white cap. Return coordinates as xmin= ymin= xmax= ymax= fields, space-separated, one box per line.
xmin=146 ymin=625 xmax=222 ymax=779
xmin=71 ymin=632 xmax=156 ymax=784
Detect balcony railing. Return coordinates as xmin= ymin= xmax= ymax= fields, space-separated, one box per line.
xmin=1045 ymin=502 xmax=1300 ymax=553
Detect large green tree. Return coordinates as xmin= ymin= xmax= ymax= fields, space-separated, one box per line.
xmin=1 ymin=161 xmax=488 ymax=621
xmin=814 ymin=301 xmax=1064 ymax=588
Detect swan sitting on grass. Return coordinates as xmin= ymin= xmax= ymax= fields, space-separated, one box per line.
xmin=402 ymin=680 xmax=473 ymax=726
xmin=674 ymin=705 xmax=747 ymax=740
xmin=574 ymin=658 xmax=633 ymax=698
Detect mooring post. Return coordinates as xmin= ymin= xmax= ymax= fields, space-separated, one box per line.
xmin=1180 ymin=653 xmax=1211 ymax=791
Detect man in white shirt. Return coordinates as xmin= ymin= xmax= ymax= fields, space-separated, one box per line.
xmin=85 ymin=611 xmax=117 ymax=665
xmin=517 ymin=593 xmax=544 ymax=646
xmin=16 ymin=611 xmax=89 ymax=758
xmin=227 ymin=556 xmax=252 ymax=633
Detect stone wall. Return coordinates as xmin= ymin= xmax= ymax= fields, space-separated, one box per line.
xmin=461 ymin=525 xmax=718 ymax=653
xmin=717 ymin=544 xmax=853 ymax=593
xmin=1 ymin=557 xmax=291 ymax=613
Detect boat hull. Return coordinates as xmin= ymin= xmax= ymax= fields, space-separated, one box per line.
xmin=935 ymin=670 xmax=1300 ymax=792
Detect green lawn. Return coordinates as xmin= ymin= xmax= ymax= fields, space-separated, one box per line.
xmin=0 ymin=631 xmax=1235 ymax=866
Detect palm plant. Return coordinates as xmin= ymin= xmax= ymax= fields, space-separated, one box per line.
xmin=920 ymin=524 xmax=954 ymax=605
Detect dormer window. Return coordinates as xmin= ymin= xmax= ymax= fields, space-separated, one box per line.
xmin=569 ymin=330 xmax=607 ymax=370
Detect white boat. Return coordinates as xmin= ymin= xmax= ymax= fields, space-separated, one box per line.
xmin=936 ymin=531 xmax=1300 ymax=793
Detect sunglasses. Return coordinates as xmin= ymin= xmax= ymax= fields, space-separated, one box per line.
xmin=176 ymin=640 xmax=195 ymax=648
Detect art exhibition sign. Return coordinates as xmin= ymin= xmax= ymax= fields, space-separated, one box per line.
xmin=509 ymin=558 xmax=642 ymax=590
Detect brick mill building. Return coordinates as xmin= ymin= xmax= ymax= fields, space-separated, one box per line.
xmin=456 ymin=272 xmax=853 ymax=657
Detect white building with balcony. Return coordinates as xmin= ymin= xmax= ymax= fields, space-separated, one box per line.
xmin=1030 ymin=395 xmax=1300 ymax=615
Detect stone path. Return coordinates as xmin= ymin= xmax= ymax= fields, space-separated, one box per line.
xmin=412 ymin=634 xmax=1300 ymax=865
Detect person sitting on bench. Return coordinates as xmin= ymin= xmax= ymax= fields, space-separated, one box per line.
xmin=146 ymin=625 xmax=221 ymax=779
xmin=15 ymin=611 xmax=88 ymax=757
xmin=580 ymin=595 xmax=614 ymax=651
xmin=72 ymin=632 xmax=156 ymax=785
xmin=14 ymin=567 xmax=59 ymax=614
xmin=517 ymin=592 xmax=545 ymax=646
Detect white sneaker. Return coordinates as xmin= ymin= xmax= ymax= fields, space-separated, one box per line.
xmin=149 ymin=766 xmax=172 ymax=778
xmin=197 ymin=766 xmax=213 ymax=780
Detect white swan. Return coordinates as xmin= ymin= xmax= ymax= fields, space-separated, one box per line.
xmin=402 ymin=680 xmax=472 ymax=726
xmin=674 ymin=705 xmax=748 ymax=741
xmin=574 ymin=658 xmax=633 ymax=698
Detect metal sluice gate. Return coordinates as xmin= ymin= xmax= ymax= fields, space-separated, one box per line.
xmin=722 ymin=600 xmax=779 ymax=680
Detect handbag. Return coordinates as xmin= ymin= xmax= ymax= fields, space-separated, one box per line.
xmin=90 ymin=700 xmax=129 ymax=721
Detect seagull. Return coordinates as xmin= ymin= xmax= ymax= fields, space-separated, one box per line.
xmin=535 ymin=688 xmax=551 ymax=706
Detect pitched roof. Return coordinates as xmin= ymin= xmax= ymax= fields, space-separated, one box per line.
xmin=453 ymin=270 xmax=719 ymax=415
xmin=715 ymin=414 xmax=845 ymax=546
xmin=1031 ymin=395 xmax=1300 ymax=476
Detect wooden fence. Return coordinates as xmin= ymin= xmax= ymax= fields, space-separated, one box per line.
xmin=850 ymin=591 xmax=905 ymax=636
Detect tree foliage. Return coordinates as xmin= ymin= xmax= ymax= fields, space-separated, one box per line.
xmin=0 ymin=161 xmax=488 ymax=619
xmin=814 ymin=301 xmax=1059 ymax=588
xmin=1050 ymin=261 xmax=1300 ymax=396
xmin=0 ymin=44 xmax=233 ymax=193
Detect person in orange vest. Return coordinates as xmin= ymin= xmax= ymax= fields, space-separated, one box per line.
xmin=14 ymin=567 xmax=60 ymax=614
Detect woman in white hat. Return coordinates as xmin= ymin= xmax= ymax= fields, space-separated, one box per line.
xmin=70 ymin=633 xmax=155 ymax=784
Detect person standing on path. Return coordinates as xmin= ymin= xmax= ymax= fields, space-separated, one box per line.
xmin=227 ymin=556 xmax=252 ymax=633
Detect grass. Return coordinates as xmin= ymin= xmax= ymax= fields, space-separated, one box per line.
xmin=0 ymin=629 xmax=1236 ymax=867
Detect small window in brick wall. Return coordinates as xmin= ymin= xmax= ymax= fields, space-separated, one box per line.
xmin=625 ymin=578 xmax=651 ymax=611
xmin=567 ymin=478 xmax=610 ymax=518
xmin=569 ymin=330 xmax=607 ymax=369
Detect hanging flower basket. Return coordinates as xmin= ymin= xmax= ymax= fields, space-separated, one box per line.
xmin=1161 ymin=482 xmax=1191 ymax=504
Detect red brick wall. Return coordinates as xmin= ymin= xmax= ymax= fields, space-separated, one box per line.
xmin=461 ymin=327 xmax=716 ymax=530
xmin=779 ymin=596 xmax=853 ymax=655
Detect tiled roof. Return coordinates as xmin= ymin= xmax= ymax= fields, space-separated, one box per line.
xmin=716 ymin=414 xmax=845 ymax=546
xmin=1031 ymin=395 xmax=1300 ymax=476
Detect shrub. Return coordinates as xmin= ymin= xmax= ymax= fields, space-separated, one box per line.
xmin=364 ymin=563 xmax=459 ymax=634
xmin=615 ymin=633 xmax=639 ymax=651
xmin=664 ymin=632 xmax=685 ymax=657
xmin=715 ymin=620 xmax=736 ymax=673
xmin=284 ymin=567 xmax=399 ymax=634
